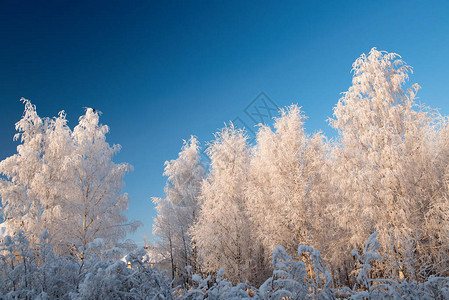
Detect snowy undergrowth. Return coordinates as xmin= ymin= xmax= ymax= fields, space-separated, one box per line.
xmin=0 ymin=231 xmax=171 ymax=299
xmin=1 ymin=231 xmax=449 ymax=299
xmin=180 ymin=232 xmax=449 ymax=299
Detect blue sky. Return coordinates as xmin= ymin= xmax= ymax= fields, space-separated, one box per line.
xmin=1 ymin=0 xmax=449 ymax=245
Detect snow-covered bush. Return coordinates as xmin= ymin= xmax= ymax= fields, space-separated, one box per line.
xmin=74 ymin=257 xmax=172 ymax=300
xmin=181 ymin=268 xmax=257 ymax=300
xmin=0 ymin=231 xmax=173 ymax=299
xmin=180 ymin=233 xmax=449 ymax=299
xmin=258 ymin=244 xmax=333 ymax=300
xmin=347 ymin=232 xmax=449 ymax=299
xmin=2 ymin=229 xmax=449 ymax=299
xmin=0 ymin=230 xmax=78 ymax=299
xmin=72 ymin=239 xmax=173 ymax=299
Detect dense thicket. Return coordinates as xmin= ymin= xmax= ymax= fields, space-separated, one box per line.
xmin=2 ymin=230 xmax=449 ymax=299
xmin=2 ymin=48 xmax=449 ymax=298
xmin=153 ymin=48 xmax=449 ymax=289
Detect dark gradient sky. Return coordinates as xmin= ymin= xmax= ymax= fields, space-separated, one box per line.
xmin=1 ymin=0 xmax=449 ymax=244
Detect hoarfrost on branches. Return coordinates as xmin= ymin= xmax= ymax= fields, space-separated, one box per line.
xmin=0 ymin=101 xmax=140 ymax=258
xmin=2 ymin=47 xmax=449 ymax=298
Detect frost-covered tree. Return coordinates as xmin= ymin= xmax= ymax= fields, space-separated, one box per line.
xmin=153 ymin=136 xmax=205 ymax=280
xmin=192 ymin=124 xmax=255 ymax=283
xmin=33 ymin=110 xmax=76 ymax=254
xmin=63 ymin=108 xmax=139 ymax=258
xmin=424 ymin=118 xmax=449 ymax=277
xmin=246 ymin=105 xmax=331 ymax=285
xmin=152 ymin=196 xmax=178 ymax=279
xmin=152 ymin=137 xmax=205 ymax=278
xmin=247 ymin=105 xmax=328 ymax=259
xmin=0 ymin=100 xmax=138 ymax=258
xmin=0 ymin=99 xmax=47 ymax=242
xmin=329 ymin=48 xmax=444 ymax=281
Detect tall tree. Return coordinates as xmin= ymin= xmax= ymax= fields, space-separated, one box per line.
xmin=152 ymin=136 xmax=205 ymax=280
xmin=66 ymin=107 xmax=138 ymax=258
xmin=424 ymin=119 xmax=449 ymax=278
xmin=191 ymin=124 xmax=255 ymax=283
xmin=329 ymin=48 xmax=442 ymax=281
xmin=246 ymin=105 xmax=329 ymax=272
xmin=0 ymin=100 xmax=138 ymax=258
xmin=152 ymin=196 xmax=178 ymax=279
xmin=0 ymin=99 xmax=48 ymax=242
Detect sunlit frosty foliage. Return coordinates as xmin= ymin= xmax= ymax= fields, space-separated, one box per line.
xmin=0 ymin=101 xmax=140 ymax=259
xmin=2 ymin=47 xmax=449 ymax=298
xmin=153 ymin=48 xmax=449 ymax=293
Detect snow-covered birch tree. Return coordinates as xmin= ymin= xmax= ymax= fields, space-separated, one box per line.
xmin=152 ymin=136 xmax=205 ymax=280
xmin=152 ymin=196 xmax=178 ymax=279
xmin=423 ymin=119 xmax=449 ymax=278
xmin=191 ymin=124 xmax=255 ymax=283
xmin=66 ymin=108 xmax=139 ymax=258
xmin=0 ymin=99 xmax=46 ymax=243
xmin=246 ymin=105 xmax=330 ymax=272
xmin=0 ymin=100 xmax=138 ymax=258
xmin=329 ymin=48 xmax=443 ymax=281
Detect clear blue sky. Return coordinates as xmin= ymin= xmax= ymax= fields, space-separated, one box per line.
xmin=1 ymin=0 xmax=449 ymax=245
